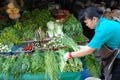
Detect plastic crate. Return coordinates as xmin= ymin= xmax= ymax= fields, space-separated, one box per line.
xmin=51 ymin=9 xmax=70 ymax=19
xmin=11 ymin=42 xmax=34 ymax=54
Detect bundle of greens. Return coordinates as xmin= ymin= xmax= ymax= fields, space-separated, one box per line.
xmin=9 ymin=53 xmax=30 ymax=78
xmin=44 ymin=50 xmax=59 ymax=80
xmin=31 ymin=9 xmax=55 ymax=28
xmin=2 ymin=55 xmax=17 ymax=79
xmin=0 ymin=55 xmax=4 ymax=75
xmin=57 ymin=35 xmax=83 ymax=72
xmin=63 ymin=14 xmax=83 ymax=37
xmin=0 ymin=26 xmax=21 ymax=44
xmin=84 ymin=53 xmax=101 ymax=77
xmin=58 ymin=49 xmax=83 ymax=72
xmin=30 ymin=47 xmax=45 ymax=74
xmin=22 ymin=24 xmax=36 ymax=41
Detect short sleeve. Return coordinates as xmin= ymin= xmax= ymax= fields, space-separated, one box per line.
xmin=88 ymin=30 xmax=112 ymax=49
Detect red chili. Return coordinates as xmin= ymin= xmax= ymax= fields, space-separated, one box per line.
xmin=24 ymin=44 xmax=33 ymax=51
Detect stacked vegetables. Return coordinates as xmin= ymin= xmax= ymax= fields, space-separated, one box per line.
xmin=0 ymin=47 xmax=45 ymax=79
xmin=44 ymin=36 xmax=64 ymax=49
xmin=0 ymin=34 xmax=83 ymax=80
xmin=0 ymin=6 xmax=88 ymax=80
xmin=0 ymin=43 xmax=11 ymax=52
xmin=47 ymin=20 xmax=64 ymax=38
xmin=6 ymin=2 xmax=20 ymax=19
xmin=58 ymin=49 xmax=83 ymax=72
xmin=45 ymin=50 xmax=59 ymax=80
xmin=34 ymin=27 xmax=46 ymax=41
xmin=0 ymin=27 xmax=21 ymax=44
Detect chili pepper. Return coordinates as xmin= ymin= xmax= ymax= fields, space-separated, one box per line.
xmin=24 ymin=44 xmax=33 ymax=51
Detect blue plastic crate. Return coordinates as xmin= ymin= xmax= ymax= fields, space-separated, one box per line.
xmin=11 ymin=42 xmax=34 ymax=54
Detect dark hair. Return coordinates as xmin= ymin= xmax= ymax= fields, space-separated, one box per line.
xmin=78 ymin=7 xmax=104 ymax=21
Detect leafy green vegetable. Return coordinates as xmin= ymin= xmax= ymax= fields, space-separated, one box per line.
xmin=0 ymin=55 xmax=4 ymax=75
xmin=84 ymin=53 xmax=101 ymax=77
xmin=60 ymin=35 xmax=83 ymax=72
xmin=31 ymin=9 xmax=55 ymax=28
xmin=0 ymin=26 xmax=22 ymax=44
xmin=44 ymin=50 xmax=59 ymax=80
xmin=63 ymin=14 xmax=83 ymax=37
xmin=2 ymin=55 xmax=17 ymax=79
xmin=30 ymin=47 xmax=45 ymax=74
xmin=58 ymin=49 xmax=83 ymax=72
xmin=62 ymin=35 xmax=78 ymax=51
xmin=73 ymin=35 xmax=86 ymax=42
xmin=10 ymin=53 xmax=24 ymax=78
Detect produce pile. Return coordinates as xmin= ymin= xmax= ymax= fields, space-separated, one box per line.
xmin=6 ymin=1 xmax=20 ymax=19
xmin=0 ymin=35 xmax=83 ymax=80
xmin=0 ymin=7 xmax=83 ymax=52
xmin=0 ymin=43 xmax=11 ymax=52
xmin=0 ymin=8 xmax=84 ymax=79
xmin=0 ymin=7 xmax=100 ymax=79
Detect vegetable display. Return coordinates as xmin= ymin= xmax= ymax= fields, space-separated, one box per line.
xmin=0 ymin=35 xmax=83 ymax=79
xmin=0 ymin=6 xmax=100 ymax=80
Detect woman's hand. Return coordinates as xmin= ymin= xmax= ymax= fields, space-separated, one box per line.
xmin=64 ymin=52 xmax=69 ymax=61
xmin=64 ymin=52 xmax=73 ymax=61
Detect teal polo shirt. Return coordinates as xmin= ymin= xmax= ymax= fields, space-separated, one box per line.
xmin=88 ymin=16 xmax=120 ymax=58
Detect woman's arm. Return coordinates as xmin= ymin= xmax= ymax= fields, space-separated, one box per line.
xmin=64 ymin=45 xmax=96 ymax=61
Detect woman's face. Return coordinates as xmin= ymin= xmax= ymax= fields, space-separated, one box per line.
xmin=84 ymin=17 xmax=98 ymax=29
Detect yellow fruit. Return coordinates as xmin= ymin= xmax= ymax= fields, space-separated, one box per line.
xmin=6 ymin=9 xmax=13 ymax=14
xmin=8 ymin=2 xmax=14 ymax=9
xmin=12 ymin=8 xmax=20 ymax=14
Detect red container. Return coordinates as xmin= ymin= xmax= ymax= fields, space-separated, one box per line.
xmin=52 ymin=10 xmax=70 ymax=19
xmin=55 ymin=15 xmax=66 ymax=19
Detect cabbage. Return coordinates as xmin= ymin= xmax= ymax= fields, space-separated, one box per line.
xmin=47 ymin=20 xmax=64 ymax=37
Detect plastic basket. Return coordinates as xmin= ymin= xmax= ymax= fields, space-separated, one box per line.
xmin=11 ymin=42 xmax=34 ymax=54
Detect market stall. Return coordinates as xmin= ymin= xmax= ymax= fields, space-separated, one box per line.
xmin=0 ymin=0 xmax=102 ymax=80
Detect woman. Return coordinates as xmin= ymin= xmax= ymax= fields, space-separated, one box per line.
xmin=64 ymin=7 xmax=120 ymax=80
